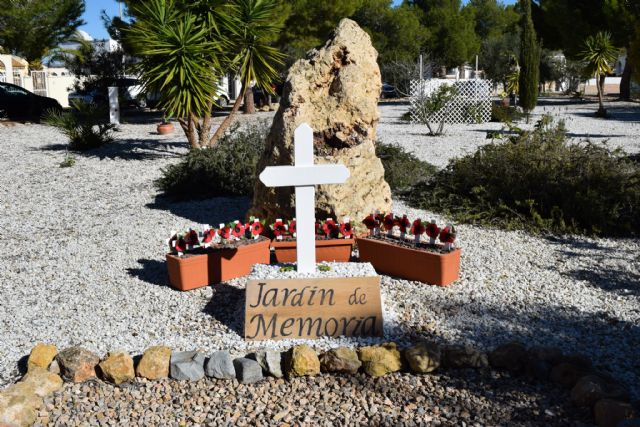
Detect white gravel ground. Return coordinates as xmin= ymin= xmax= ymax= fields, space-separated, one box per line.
xmin=0 ymin=100 xmax=639 ymax=399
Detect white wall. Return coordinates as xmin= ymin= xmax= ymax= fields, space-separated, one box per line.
xmin=46 ymin=76 xmax=76 ymax=107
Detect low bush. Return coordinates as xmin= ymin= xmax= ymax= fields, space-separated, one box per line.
xmin=491 ymin=103 xmax=524 ymax=123
xmin=376 ymin=143 xmax=437 ymax=192
xmin=156 ymin=121 xmax=268 ymax=200
xmin=44 ymin=101 xmax=116 ymax=150
xmin=406 ymin=115 xmax=640 ymax=236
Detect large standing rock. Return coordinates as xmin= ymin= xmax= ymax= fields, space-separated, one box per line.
xmin=250 ymin=18 xmax=391 ymax=225
xmin=170 ymin=351 xmax=205 ymax=381
xmin=404 ymin=342 xmax=441 ymax=374
xmin=358 ymin=343 xmax=402 ymax=377
xmin=205 ymin=350 xmax=236 ymax=380
xmin=56 ymin=347 xmax=99 ymax=383
xmin=18 ymin=367 xmax=63 ymax=398
xmin=320 ymin=347 xmax=361 ymax=374
xmin=285 ymin=345 xmax=320 ymax=378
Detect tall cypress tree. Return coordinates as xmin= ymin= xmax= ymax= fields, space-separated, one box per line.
xmin=518 ymin=0 xmax=540 ymax=113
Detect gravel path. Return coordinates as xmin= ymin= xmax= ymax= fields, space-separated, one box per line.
xmin=377 ymin=98 xmax=640 ymax=168
xmin=1 ymin=100 xmax=639 ymax=422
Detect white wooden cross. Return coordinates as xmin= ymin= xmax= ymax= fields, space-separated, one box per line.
xmin=259 ymin=123 xmax=350 ymax=273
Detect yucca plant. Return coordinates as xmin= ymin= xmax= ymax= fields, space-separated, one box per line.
xmin=126 ymin=0 xmax=283 ymax=149
xmin=44 ymin=100 xmax=117 ymax=150
xmin=581 ymin=31 xmax=619 ymax=118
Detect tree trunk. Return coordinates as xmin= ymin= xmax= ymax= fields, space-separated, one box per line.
xmin=620 ymin=57 xmax=632 ymax=100
xmin=198 ymin=99 xmax=214 ymax=147
xmin=243 ymin=86 xmax=255 ymax=114
xmin=209 ymin=85 xmax=247 ymax=146
xmin=178 ymin=116 xmax=201 ymax=149
xmin=596 ymin=73 xmax=606 ymax=117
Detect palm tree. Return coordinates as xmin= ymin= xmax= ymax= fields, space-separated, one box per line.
xmin=581 ymin=32 xmax=618 ymax=118
xmin=125 ymin=0 xmax=283 ymax=149
xmin=209 ymin=0 xmax=284 ymax=145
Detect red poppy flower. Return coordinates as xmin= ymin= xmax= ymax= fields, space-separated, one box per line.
xmin=271 ymin=219 xmax=287 ymax=238
xmin=383 ymin=213 xmax=395 ymax=231
xmin=426 ymin=221 xmax=441 ymax=240
xmin=339 ymin=220 xmax=353 ymax=238
xmin=362 ymin=214 xmax=379 ymax=230
xmin=374 ymin=211 xmax=385 ymax=224
xmin=322 ymin=218 xmax=338 ymax=238
xmin=288 ymin=219 xmax=296 ymax=236
xmin=396 ymin=215 xmax=411 ymax=234
xmin=202 ymin=228 xmax=216 ymax=245
xmin=218 ymin=223 xmax=232 ymax=240
xmin=439 ymin=225 xmax=456 ymax=244
xmin=250 ymin=220 xmax=264 ymax=237
xmin=410 ymin=219 xmax=425 ymax=236
xmin=232 ymin=221 xmax=245 ymax=239
xmin=169 ymin=233 xmax=186 ymax=254
xmin=185 ymin=229 xmax=200 ymax=247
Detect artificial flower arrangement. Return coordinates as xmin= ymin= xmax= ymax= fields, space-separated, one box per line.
xmin=358 ymin=211 xmax=460 ymax=286
xmin=168 ymin=217 xmax=267 ymax=256
xmin=361 ymin=211 xmax=456 ymax=251
xmin=269 ymin=216 xmax=355 ymax=263
xmin=166 ymin=217 xmax=270 ymax=291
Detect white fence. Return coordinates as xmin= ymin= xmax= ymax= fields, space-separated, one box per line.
xmin=410 ymin=79 xmax=493 ymax=124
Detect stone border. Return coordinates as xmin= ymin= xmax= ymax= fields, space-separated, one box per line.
xmin=1 ymin=341 xmax=638 ymax=427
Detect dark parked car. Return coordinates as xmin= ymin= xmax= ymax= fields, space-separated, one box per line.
xmin=381 ymin=83 xmax=398 ymax=99
xmin=0 ymin=82 xmax=62 ymax=121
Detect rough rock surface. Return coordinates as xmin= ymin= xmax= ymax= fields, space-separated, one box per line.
xmin=251 ymin=350 xmax=283 ymax=378
xmin=27 ymin=344 xmax=57 ymax=372
xmin=320 ymin=347 xmax=362 ymax=374
xmin=404 ymin=342 xmax=441 ymax=374
xmin=594 ymin=399 xmax=636 ymax=427
xmin=205 ymin=350 xmax=236 ymax=380
xmin=358 ymin=343 xmax=402 ymax=377
xmin=136 ymin=346 xmax=171 ymax=380
xmin=233 ymin=358 xmax=263 ymax=384
xmin=170 ymin=351 xmax=205 ymax=382
xmin=250 ymin=18 xmax=391 ymax=225
xmin=570 ymin=375 xmax=628 ymax=407
xmin=443 ymin=345 xmax=489 ymax=369
xmin=0 ymin=385 xmax=42 ymax=427
xmin=18 ymin=367 xmax=63 ymax=398
xmin=98 ymin=351 xmax=135 ymax=385
xmin=56 ymin=347 xmax=99 ymax=383
xmin=489 ymin=342 xmax=528 ymax=372
xmin=285 ymin=345 xmax=321 ymax=378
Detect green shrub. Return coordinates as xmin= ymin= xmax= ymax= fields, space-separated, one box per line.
xmin=400 ymin=111 xmax=412 ymax=122
xmin=156 ymin=121 xmax=268 ymax=200
xmin=406 ymin=115 xmax=640 ymax=236
xmin=44 ymin=101 xmax=116 ymax=150
xmin=491 ymin=103 xmax=524 ymax=123
xmin=376 ymin=142 xmax=438 ymax=193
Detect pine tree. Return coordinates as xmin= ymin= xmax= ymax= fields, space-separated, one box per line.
xmin=518 ymin=0 xmax=540 ymax=113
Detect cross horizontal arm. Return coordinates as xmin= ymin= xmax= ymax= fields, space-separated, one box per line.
xmin=259 ymin=164 xmax=350 ymax=187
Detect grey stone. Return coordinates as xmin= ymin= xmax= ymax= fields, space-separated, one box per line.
xmin=443 ymin=345 xmax=488 ymax=369
xmin=233 ymin=358 xmax=263 ymax=384
xmin=170 ymin=351 xmax=205 ymax=381
xmin=205 ymin=350 xmax=235 ymax=380
xmin=251 ymin=350 xmax=283 ymax=378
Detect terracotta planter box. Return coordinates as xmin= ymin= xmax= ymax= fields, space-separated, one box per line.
xmin=271 ymin=238 xmax=354 ymax=263
xmin=166 ymin=238 xmax=271 ymax=291
xmin=356 ymin=236 xmax=460 ymax=286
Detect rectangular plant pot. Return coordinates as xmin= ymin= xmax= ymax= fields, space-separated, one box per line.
xmin=166 ymin=238 xmax=271 ymax=291
xmin=271 ymin=238 xmax=354 ymax=263
xmin=356 ymin=236 xmax=460 ymax=286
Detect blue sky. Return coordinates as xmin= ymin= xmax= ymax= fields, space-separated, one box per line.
xmin=81 ymin=0 xmax=517 ymax=40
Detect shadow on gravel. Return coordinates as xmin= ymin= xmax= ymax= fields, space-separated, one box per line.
xmin=565 ymin=267 xmax=640 ymax=297
xmin=40 ymin=138 xmax=185 ymax=161
xmin=127 ymin=259 xmax=170 ymax=288
xmin=202 ymin=283 xmax=245 ymax=335
xmin=570 ymin=108 xmax=640 ymax=123
xmin=146 ymin=196 xmax=250 ymax=225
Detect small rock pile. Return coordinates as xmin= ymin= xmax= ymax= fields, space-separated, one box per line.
xmin=1 ymin=341 xmax=638 ymax=427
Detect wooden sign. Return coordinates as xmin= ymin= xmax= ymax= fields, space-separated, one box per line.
xmin=245 ymin=276 xmax=383 ymax=341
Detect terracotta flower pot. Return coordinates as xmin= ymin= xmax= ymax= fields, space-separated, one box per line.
xmin=271 ymin=238 xmax=354 ymax=263
xmin=157 ymin=122 xmax=174 ymax=135
xmin=166 ymin=238 xmax=270 ymax=291
xmin=356 ymin=236 xmax=460 ymax=286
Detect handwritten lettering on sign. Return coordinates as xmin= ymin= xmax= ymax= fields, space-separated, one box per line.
xmin=244 ymin=277 xmax=383 ymax=341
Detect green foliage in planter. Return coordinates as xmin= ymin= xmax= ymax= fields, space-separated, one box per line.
xmin=156 ymin=121 xmax=268 ymax=200
xmin=406 ymin=115 xmax=640 ymax=237
xmin=376 ymin=142 xmax=438 ymax=193
xmin=44 ymin=100 xmax=116 ymax=150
